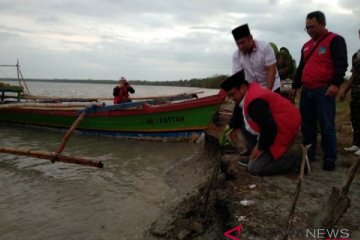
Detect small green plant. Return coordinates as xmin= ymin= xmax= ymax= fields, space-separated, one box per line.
xmin=219 ymin=124 xmax=232 ymax=147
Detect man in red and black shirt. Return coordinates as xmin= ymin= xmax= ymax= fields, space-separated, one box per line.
xmin=291 ymin=11 xmax=348 ymax=171
xmin=221 ymin=70 xmax=301 ymax=176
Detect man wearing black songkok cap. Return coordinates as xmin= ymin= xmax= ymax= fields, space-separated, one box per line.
xmin=220 ymin=71 xmax=301 ymax=176
xmin=231 ymin=23 xmax=280 ymax=91
xmin=228 ymin=23 xmax=282 ymax=155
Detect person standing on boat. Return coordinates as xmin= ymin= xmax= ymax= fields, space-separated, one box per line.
xmin=220 ymin=70 xmax=301 ymax=176
xmin=290 ymin=11 xmax=348 ymax=171
xmin=113 ymin=77 xmax=135 ymax=104
xmin=229 ymin=23 xmax=282 ymax=156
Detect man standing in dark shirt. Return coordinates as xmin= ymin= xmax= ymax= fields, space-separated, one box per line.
xmin=221 ymin=70 xmax=301 ymax=176
xmin=339 ymin=29 xmax=360 ymax=156
xmin=291 ymin=11 xmax=348 ymax=171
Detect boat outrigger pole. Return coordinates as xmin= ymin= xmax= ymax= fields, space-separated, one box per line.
xmin=0 ymin=146 xmax=103 ymax=168
xmin=0 ymin=104 xmax=104 ymax=168
xmin=16 ymin=59 xmax=31 ymax=96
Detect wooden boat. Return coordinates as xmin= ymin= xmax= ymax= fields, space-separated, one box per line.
xmin=0 ymin=92 xmax=226 ymax=141
xmin=0 ymin=62 xmax=226 ymax=167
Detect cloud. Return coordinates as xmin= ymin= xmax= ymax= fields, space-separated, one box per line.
xmin=0 ymin=0 xmax=358 ymax=81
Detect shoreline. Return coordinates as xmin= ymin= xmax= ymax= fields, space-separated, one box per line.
xmin=146 ymin=102 xmax=360 ymax=240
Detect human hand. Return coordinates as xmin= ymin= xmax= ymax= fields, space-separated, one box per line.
xmin=250 ymin=144 xmax=264 ymax=160
xmin=325 ymin=85 xmax=339 ymax=97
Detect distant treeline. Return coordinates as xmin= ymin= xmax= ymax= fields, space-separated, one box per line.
xmin=130 ymin=74 xmax=228 ymax=89
xmin=0 ymin=74 xmax=228 ymax=89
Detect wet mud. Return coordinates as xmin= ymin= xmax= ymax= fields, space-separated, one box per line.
xmin=146 ymin=102 xmax=360 ymax=240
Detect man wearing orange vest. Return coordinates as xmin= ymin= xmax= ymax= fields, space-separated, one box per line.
xmin=220 ymin=70 xmax=301 ymax=176
xmin=291 ymin=11 xmax=348 ymax=171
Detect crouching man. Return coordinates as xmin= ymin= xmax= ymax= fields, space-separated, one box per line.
xmin=220 ymin=70 xmax=301 ymax=175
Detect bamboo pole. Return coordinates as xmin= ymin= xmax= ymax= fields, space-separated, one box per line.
xmin=54 ymin=111 xmax=86 ymax=155
xmin=131 ymin=91 xmax=204 ymax=100
xmin=283 ymin=144 xmax=311 ymax=240
xmin=17 ymin=60 xmax=31 ymax=96
xmin=0 ymin=102 xmax=103 ymax=109
xmin=0 ymin=146 xmax=103 ymax=168
xmin=14 ymin=107 xmax=85 ymax=111
xmin=23 ymin=94 xmax=111 ymax=101
xmin=22 ymin=91 xmax=204 ymax=102
xmin=1 ymin=104 xmax=102 ymax=168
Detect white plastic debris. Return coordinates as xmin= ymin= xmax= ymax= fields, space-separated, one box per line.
xmin=237 ymin=216 xmax=246 ymax=222
xmin=240 ymin=199 xmax=255 ymax=206
xmin=248 ymin=184 xmax=256 ymax=189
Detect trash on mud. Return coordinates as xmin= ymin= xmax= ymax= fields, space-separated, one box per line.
xmin=240 ymin=199 xmax=255 ymax=206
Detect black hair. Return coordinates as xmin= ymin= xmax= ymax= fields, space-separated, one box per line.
xmin=307 ymin=11 xmax=326 ymax=25
xmin=220 ymin=70 xmax=249 ymax=92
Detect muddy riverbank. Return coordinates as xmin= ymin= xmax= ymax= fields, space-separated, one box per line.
xmin=146 ymin=101 xmax=360 ymax=240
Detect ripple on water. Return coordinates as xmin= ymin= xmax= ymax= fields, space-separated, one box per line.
xmin=0 ymin=120 xmax=200 ymax=240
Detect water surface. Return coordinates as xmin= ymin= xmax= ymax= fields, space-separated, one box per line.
xmin=0 ymin=81 xmax=211 ymax=240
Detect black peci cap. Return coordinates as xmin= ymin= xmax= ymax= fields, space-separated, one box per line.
xmin=232 ymin=24 xmax=251 ymax=40
xmin=220 ymin=70 xmax=246 ymax=92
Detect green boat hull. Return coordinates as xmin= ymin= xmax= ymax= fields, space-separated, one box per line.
xmin=0 ymin=93 xmax=225 ymax=141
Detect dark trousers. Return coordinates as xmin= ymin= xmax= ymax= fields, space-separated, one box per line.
xmin=239 ymin=114 xmax=298 ymax=176
xmin=248 ymin=150 xmax=298 ymax=176
xmin=229 ymin=88 xmax=298 ymax=175
xmin=350 ymin=91 xmax=360 ymax=147
xmin=300 ymin=86 xmax=337 ymax=163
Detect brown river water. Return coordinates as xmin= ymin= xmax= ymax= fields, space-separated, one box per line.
xmin=0 ymin=81 xmax=218 ymax=240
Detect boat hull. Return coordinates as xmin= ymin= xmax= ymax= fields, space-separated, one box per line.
xmin=0 ymin=93 xmax=225 ymax=141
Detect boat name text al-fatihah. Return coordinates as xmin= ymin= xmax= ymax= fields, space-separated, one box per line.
xmin=146 ymin=116 xmax=185 ymax=124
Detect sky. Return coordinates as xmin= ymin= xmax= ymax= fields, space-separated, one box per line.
xmin=0 ymin=0 xmax=359 ymax=81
